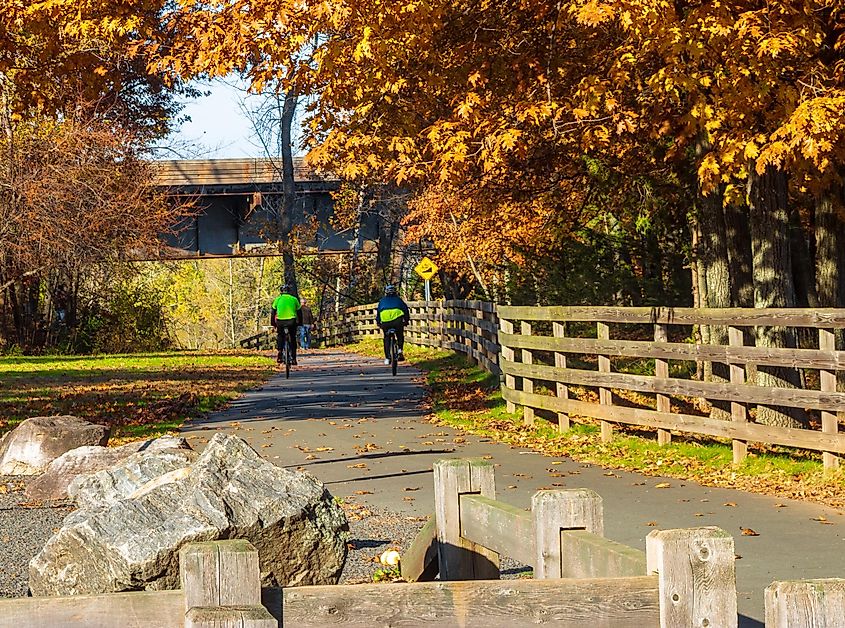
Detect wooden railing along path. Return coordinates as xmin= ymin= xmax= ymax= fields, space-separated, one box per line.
xmin=497 ymin=306 xmax=845 ymax=470
xmin=250 ymin=301 xmax=845 ymax=470
xmin=4 ymin=458 xmax=841 ymax=626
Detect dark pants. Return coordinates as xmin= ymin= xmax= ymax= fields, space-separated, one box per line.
xmin=276 ymin=319 xmax=297 ymax=361
xmin=381 ymin=320 xmax=405 ymax=358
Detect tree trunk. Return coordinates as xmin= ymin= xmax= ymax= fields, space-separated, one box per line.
xmin=279 ymin=85 xmax=299 ymax=294
xmin=696 ymin=184 xmax=731 ymax=419
xmin=815 ymin=184 xmax=845 ymax=390
xmin=724 ymin=202 xmax=754 ymax=308
xmin=747 ymin=164 xmax=806 ymax=428
xmin=254 ymin=257 xmax=265 ymax=333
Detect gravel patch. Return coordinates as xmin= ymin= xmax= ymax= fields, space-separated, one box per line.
xmin=340 ymin=501 xmax=530 ymax=583
xmin=0 ymin=476 xmax=74 ymax=598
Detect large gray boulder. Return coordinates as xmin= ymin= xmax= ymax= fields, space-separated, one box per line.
xmin=29 ymin=433 xmax=348 ymax=596
xmin=69 ymin=446 xmax=198 ymax=510
xmin=25 ymin=437 xmax=193 ymax=503
xmin=0 ymin=416 xmax=109 ymax=475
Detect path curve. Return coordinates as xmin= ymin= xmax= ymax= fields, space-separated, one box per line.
xmin=182 ymin=349 xmax=845 ymax=625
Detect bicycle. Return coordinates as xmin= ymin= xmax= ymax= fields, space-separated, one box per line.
xmin=278 ymin=325 xmax=295 ymax=379
xmin=386 ymin=328 xmax=399 ymax=376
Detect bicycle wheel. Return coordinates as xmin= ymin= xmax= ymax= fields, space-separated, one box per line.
xmin=284 ymin=334 xmax=291 ymax=379
xmin=390 ymin=333 xmax=398 ymax=376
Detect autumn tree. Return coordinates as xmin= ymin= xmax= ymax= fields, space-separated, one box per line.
xmin=0 ymin=112 xmax=188 ymax=348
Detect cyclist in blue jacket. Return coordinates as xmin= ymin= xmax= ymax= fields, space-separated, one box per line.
xmin=376 ymin=284 xmax=410 ymax=365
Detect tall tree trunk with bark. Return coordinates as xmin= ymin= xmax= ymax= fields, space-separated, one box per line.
xmin=724 ymin=202 xmax=754 ymax=308
xmin=747 ymin=164 xmax=806 ymax=427
xmin=695 ymin=183 xmax=732 ymax=419
xmin=278 ymin=86 xmax=299 ymax=295
xmin=815 ymin=183 xmax=845 ymax=389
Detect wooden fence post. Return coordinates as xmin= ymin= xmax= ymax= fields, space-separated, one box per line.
xmin=646 ymin=527 xmax=737 ymax=628
xmin=531 ymin=489 xmax=603 ymax=579
xmin=552 ymin=321 xmax=570 ymax=432
xmin=521 ymin=321 xmax=535 ymax=425
xmin=433 ymin=458 xmax=500 ymax=580
xmin=500 ymin=319 xmax=517 ymax=413
xmin=728 ymin=326 xmax=749 ymax=464
xmin=179 ymin=540 xmax=275 ymax=628
xmin=819 ymin=328 xmax=840 ymax=470
xmin=597 ymin=322 xmax=613 ymax=442
xmin=654 ymin=323 xmax=671 ymax=446
xmin=765 ymin=578 xmax=845 ymax=627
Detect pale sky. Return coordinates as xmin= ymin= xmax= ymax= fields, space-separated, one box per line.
xmin=162 ymin=78 xmax=265 ymax=160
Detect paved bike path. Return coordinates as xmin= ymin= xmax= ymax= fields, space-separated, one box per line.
xmin=181 ymin=349 xmax=845 ymax=625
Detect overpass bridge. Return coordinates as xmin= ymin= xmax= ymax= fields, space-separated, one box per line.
xmin=154 ymin=158 xmax=378 ymax=257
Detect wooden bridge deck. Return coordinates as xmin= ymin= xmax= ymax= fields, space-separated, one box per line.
xmin=153 ymin=157 xmax=336 ymax=188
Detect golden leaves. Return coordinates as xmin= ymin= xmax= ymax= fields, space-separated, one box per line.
xmin=574 ymin=0 xmax=615 ymax=27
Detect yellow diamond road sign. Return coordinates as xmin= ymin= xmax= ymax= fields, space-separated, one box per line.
xmin=414 ymin=256 xmax=439 ymax=281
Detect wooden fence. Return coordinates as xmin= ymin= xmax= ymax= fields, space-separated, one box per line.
xmin=291 ymin=299 xmax=499 ymax=373
xmin=498 ymin=306 xmax=845 ymax=470
xmin=2 ymin=458 xmax=843 ymax=626
xmin=240 ymin=302 xmax=845 ymax=469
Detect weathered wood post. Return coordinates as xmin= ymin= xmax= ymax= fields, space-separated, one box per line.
xmin=552 ymin=321 xmax=570 ymax=432
xmin=531 ymin=488 xmax=602 ymax=579
xmin=646 ymin=527 xmax=737 ymax=628
xmin=500 ymin=318 xmax=518 ymax=413
xmin=654 ymin=323 xmax=671 ymax=446
xmin=180 ymin=540 xmax=275 ymax=628
xmin=765 ymin=578 xmax=845 ymax=627
xmin=520 ymin=321 xmax=535 ymax=425
xmin=433 ymin=458 xmax=500 ymax=580
xmin=819 ymin=328 xmax=841 ymax=470
xmin=596 ymin=321 xmax=613 ymax=442
xmin=728 ymin=326 xmax=749 ymax=464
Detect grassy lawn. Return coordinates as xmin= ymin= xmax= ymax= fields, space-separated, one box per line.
xmin=0 ymin=352 xmax=276 ymax=443
xmin=349 ymin=338 xmax=845 ymax=509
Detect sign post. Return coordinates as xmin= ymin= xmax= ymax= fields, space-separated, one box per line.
xmin=414 ymin=256 xmax=439 ymax=304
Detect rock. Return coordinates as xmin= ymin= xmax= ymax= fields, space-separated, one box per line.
xmin=29 ymin=433 xmax=348 ymax=596
xmin=0 ymin=416 xmax=109 ymax=476
xmin=69 ymin=447 xmax=198 ymax=510
xmin=25 ymin=437 xmax=193 ymax=503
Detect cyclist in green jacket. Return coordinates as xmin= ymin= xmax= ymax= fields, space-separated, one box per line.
xmin=376 ymin=284 xmax=410 ymax=365
xmin=271 ymin=285 xmax=301 ymax=365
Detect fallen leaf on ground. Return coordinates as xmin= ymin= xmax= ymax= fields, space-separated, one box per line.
xmin=655 ymin=482 xmax=671 ymax=489
xmin=724 ymin=502 xmax=737 ymax=507
xmin=353 ymin=490 xmax=373 ymax=495
xmin=305 ymin=454 xmax=317 ymax=460
xmin=404 ymin=487 xmax=420 ymax=492
xmin=645 ymin=521 xmax=658 ymax=527
xmin=348 ymin=463 xmax=368 ymax=469
xmin=740 ymin=527 xmax=760 ymax=536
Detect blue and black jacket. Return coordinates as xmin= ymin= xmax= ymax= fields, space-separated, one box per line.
xmin=377 ymin=295 xmax=410 ymax=326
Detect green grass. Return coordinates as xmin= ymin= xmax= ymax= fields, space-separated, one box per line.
xmin=0 ymin=351 xmax=276 ymax=442
xmin=346 ymin=339 xmax=845 ymax=508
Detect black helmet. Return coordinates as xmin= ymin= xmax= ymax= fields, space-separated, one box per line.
xmin=280 ymin=284 xmax=291 ymax=294
xmin=384 ymin=284 xmax=397 ymax=296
